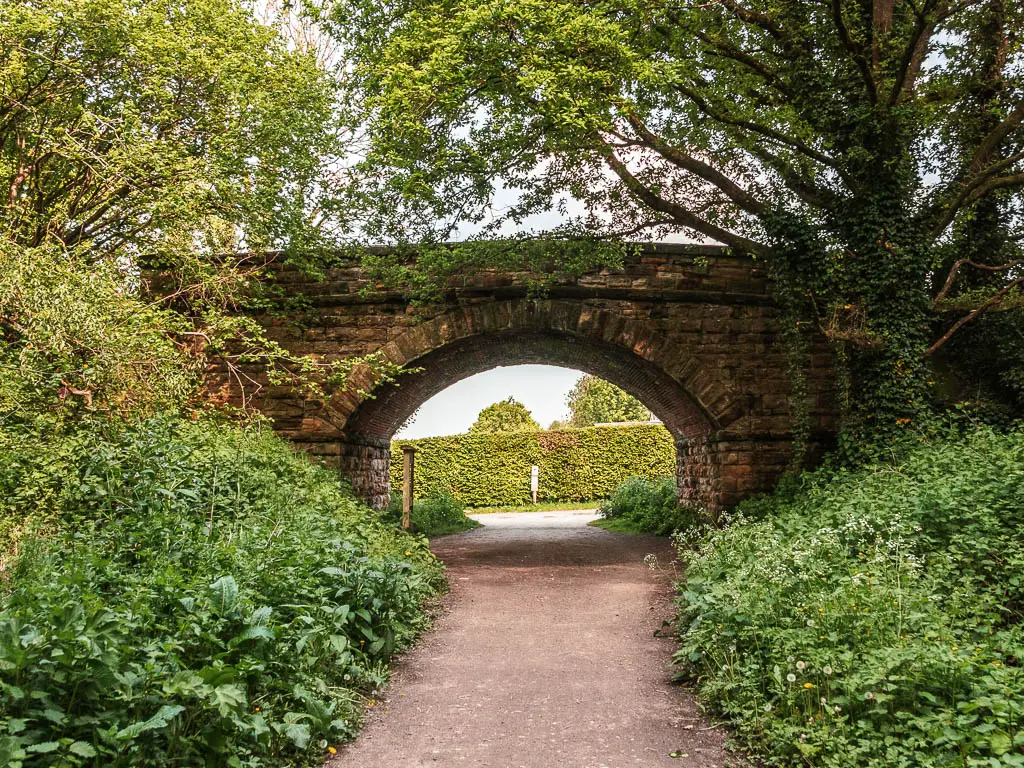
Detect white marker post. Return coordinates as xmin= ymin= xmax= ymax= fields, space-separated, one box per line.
xmin=530 ymin=465 xmax=539 ymax=505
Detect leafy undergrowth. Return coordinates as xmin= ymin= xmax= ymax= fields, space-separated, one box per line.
xmin=597 ymin=476 xmax=705 ymax=536
xmin=0 ymin=416 xmax=443 ymax=767
xmin=383 ymin=491 xmax=481 ymax=537
xmin=675 ymin=428 xmax=1024 ymax=767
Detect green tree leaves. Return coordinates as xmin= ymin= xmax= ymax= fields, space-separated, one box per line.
xmin=0 ymin=0 xmax=401 ymax=423
xmin=567 ymin=375 xmax=651 ymax=427
xmin=2 ymin=0 xmax=339 ymax=257
xmin=327 ymin=0 xmax=1024 ymax=434
xmin=469 ymin=396 xmax=540 ymax=433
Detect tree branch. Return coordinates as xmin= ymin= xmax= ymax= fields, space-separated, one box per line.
xmin=671 ymin=83 xmax=843 ymax=173
xmin=693 ymin=31 xmax=793 ymax=98
xmin=934 ymin=258 xmax=1024 ymax=302
xmin=719 ymin=0 xmax=784 ymax=40
xmin=968 ymin=104 xmax=1024 ymax=176
xmin=924 ymin=275 xmax=1024 ymax=357
xmin=744 ymin=143 xmax=842 ymax=211
xmin=832 ymin=0 xmax=879 ymax=103
xmin=888 ymin=0 xmax=938 ymax=105
xmin=927 ymin=149 xmax=1024 ymax=236
xmin=599 ymin=143 xmax=770 ymax=257
xmin=623 ymin=112 xmax=770 ymax=217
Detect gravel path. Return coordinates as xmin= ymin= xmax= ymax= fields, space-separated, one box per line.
xmin=328 ymin=510 xmax=733 ymax=768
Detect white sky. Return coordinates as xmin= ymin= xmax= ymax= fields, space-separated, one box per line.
xmin=395 ymin=365 xmax=584 ymax=439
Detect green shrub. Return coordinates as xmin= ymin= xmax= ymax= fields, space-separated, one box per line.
xmin=0 ymin=416 xmax=442 ymax=767
xmin=382 ymin=491 xmax=481 ymax=537
xmin=392 ymin=423 xmax=675 ymax=507
xmin=674 ymin=428 xmax=1024 ymax=767
xmin=597 ymin=476 xmax=705 ymax=535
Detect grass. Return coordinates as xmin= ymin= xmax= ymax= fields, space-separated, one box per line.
xmin=589 ymin=517 xmax=647 ymax=533
xmin=468 ymin=500 xmax=602 ymax=514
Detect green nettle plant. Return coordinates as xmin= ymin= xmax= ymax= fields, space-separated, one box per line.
xmin=383 ymin=490 xmax=481 ymax=537
xmin=598 ymin=476 xmax=705 ymax=536
xmin=674 ymin=428 xmax=1024 ymax=766
xmin=0 ymin=416 xmax=443 ymax=768
xmin=326 ymin=0 xmax=1024 ymax=447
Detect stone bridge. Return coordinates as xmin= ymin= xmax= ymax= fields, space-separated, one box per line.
xmin=210 ymin=243 xmax=839 ymax=511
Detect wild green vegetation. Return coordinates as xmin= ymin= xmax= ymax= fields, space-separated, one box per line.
xmin=0 ymin=5 xmax=433 ymax=764
xmin=0 ymin=416 xmax=441 ymax=767
xmin=674 ymin=428 xmax=1024 ymax=767
xmin=392 ymin=423 xmax=675 ymax=507
xmin=383 ymin=491 xmax=481 ymax=537
xmin=4 ymin=0 xmax=1024 ymax=764
xmin=0 ymin=0 xmax=398 ymax=425
xmin=594 ymin=477 xmax=703 ymax=536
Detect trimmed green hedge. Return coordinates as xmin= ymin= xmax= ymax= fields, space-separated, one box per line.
xmin=392 ymin=423 xmax=675 ymax=507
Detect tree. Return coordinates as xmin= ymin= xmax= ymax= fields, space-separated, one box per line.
xmin=567 ymin=376 xmax=651 ymax=427
xmin=0 ymin=0 xmax=396 ymax=422
xmin=329 ymin=0 xmax=1024 ymax=439
xmin=469 ymin=397 xmax=540 ymax=433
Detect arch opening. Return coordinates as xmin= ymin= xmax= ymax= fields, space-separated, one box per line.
xmin=347 ymin=330 xmax=713 ymax=444
xmin=338 ymin=328 xmax=721 ymax=511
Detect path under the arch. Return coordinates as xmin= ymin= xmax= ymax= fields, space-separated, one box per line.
xmin=328 ymin=511 xmax=736 ymax=768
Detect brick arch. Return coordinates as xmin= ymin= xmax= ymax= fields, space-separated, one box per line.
xmin=342 ymin=299 xmax=743 ymax=442
xmin=334 ymin=300 xmax=754 ymax=511
xmin=217 ymin=245 xmax=839 ymax=514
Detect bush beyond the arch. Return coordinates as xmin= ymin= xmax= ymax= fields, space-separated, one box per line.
xmin=391 ymin=423 xmax=675 ymax=508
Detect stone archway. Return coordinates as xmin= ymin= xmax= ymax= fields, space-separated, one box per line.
xmin=209 ymin=244 xmax=839 ymax=513
xmin=332 ymin=299 xmax=781 ymax=512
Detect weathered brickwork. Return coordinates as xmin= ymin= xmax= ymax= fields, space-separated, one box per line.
xmin=208 ymin=244 xmax=839 ymax=512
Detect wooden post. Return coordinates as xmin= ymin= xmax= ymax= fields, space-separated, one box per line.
xmin=530 ymin=464 xmax=539 ymax=505
xmin=401 ymin=446 xmax=416 ymax=530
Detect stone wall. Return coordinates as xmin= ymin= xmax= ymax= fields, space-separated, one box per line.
xmin=206 ymin=243 xmax=840 ymax=511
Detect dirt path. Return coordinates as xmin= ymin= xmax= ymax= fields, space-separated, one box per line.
xmin=329 ymin=510 xmax=733 ymax=768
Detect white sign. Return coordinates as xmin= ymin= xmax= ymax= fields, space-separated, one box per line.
xmin=530 ymin=465 xmax=539 ymax=495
